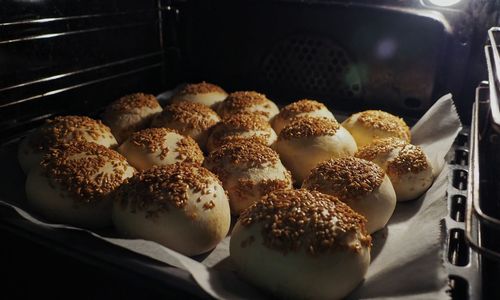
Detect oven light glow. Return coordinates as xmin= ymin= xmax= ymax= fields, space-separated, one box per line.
xmin=428 ymin=0 xmax=462 ymax=6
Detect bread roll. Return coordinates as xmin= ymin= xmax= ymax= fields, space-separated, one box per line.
xmin=170 ymin=82 xmax=227 ymax=109
xmin=342 ymin=110 xmax=410 ymax=147
xmin=217 ymin=91 xmax=279 ymax=121
xmin=118 ymin=128 xmax=203 ymax=171
xmin=25 ymin=142 xmax=135 ymax=228
xmin=276 ymin=117 xmax=357 ymax=183
xmin=206 ymin=113 xmax=277 ymax=152
xmin=112 ymin=164 xmax=231 ymax=256
xmin=272 ymin=99 xmax=336 ymax=134
xmin=356 ymin=137 xmax=433 ymax=201
xmin=151 ymin=101 xmax=220 ymax=150
xmin=303 ymin=157 xmax=396 ymax=233
xmin=18 ymin=115 xmax=117 ymax=174
xmin=102 ymin=93 xmax=162 ymax=143
xmin=204 ymin=140 xmax=292 ymax=214
xmin=230 ymin=189 xmax=371 ymax=300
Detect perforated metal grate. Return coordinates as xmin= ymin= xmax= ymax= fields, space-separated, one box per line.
xmin=261 ymin=36 xmax=362 ymax=98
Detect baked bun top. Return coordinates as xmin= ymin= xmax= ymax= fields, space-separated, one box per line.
xmin=206 ymin=140 xmax=280 ymax=170
xmin=126 ymin=127 xmax=204 ymax=165
xmin=178 ymin=82 xmax=226 ymax=95
xmin=218 ymin=91 xmax=278 ymax=119
xmin=304 ymin=157 xmax=384 ymax=200
xmin=41 ymin=141 xmax=133 ymax=203
xmin=279 ymin=99 xmax=330 ymax=119
xmin=104 ymin=93 xmax=161 ymax=114
xmin=28 ymin=115 xmax=116 ymax=153
xmin=278 ymin=117 xmax=340 ymax=140
xmin=113 ymin=163 xmax=224 ymax=217
xmin=153 ymin=101 xmax=220 ymax=131
xmin=355 ymin=137 xmax=430 ymax=176
xmin=347 ymin=110 xmax=410 ymax=141
xmin=239 ymin=188 xmax=371 ymax=254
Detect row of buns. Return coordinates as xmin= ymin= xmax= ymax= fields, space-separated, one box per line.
xmin=18 ymin=82 xmax=434 ymax=300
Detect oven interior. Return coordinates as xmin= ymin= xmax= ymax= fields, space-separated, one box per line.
xmin=1 ymin=0 xmax=499 ymax=299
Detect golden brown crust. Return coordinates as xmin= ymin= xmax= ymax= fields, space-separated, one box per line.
xmin=41 ymin=141 xmax=132 ymax=203
xmin=303 ymin=157 xmax=384 ymax=200
xmin=129 ymin=128 xmax=203 ymax=164
xmin=210 ymin=114 xmax=273 ymax=149
xmin=279 ymin=99 xmax=326 ymax=120
xmin=219 ymin=91 xmax=274 ymax=118
xmin=29 ymin=116 xmax=114 ymax=152
xmin=355 ymin=137 xmax=407 ymax=161
xmin=206 ymin=140 xmax=279 ymax=170
xmin=154 ymin=102 xmax=219 ymax=130
xmin=354 ymin=110 xmax=410 ymax=142
xmin=279 ymin=117 xmax=340 ymax=140
xmin=179 ymin=82 xmax=226 ymax=95
xmin=386 ymin=144 xmax=430 ymax=177
xmin=114 ymin=164 xmax=221 ymax=218
xmin=239 ymin=189 xmax=371 ymax=255
xmin=105 ymin=93 xmax=160 ymax=113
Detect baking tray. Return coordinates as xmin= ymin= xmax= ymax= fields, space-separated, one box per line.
xmin=0 ymin=100 xmax=476 ymax=300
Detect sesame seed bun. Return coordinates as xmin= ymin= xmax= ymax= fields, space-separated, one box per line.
xmin=356 ymin=137 xmax=433 ymax=201
xmin=342 ymin=110 xmax=411 ymax=147
xmin=204 ymin=140 xmax=292 ymax=215
xmin=206 ymin=113 xmax=277 ymax=152
xmin=118 ymin=128 xmax=204 ymax=171
xmin=272 ymin=99 xmax=336 ymax=134
xmin=18 ymin=115 xmax=117 ymax=174
xmin=25 ymin=142 xmax=135 ymax=228
xmin=170 ymin=82 xmax=228 ymax=109
xmin=102 ymin=93 xmax=162 ymax=143
xmin=303 ymin=157 xmax=396 ymax=233
xmin=151 ymin=101 xmax=220 ymax=150
xmin=276 ymin=117 xmax=357 ymax=183
xmin=217 ymin=91 xmax=279 ymax=121
xmin=112 ymin=163 xmax=231 ymax=256
xmin=230 ymin=188 xmax=371 ymax=300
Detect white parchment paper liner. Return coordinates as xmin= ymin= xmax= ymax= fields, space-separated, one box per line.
xmin=0 ymin=94 xmax=462 ymax=300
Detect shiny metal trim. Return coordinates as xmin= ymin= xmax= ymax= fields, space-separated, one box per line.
xmin=0 ymin=63 xmax=162 ymax=108
xmin=0 ymin=52 xmax=163 ymax=93
xmin=0 ymin=21 xmax=156 ymax=45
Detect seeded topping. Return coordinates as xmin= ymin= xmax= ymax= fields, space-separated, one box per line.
xmin=180 ymin=82 xmax=226 ymax=95
xmin=235 ymin=178 xmax=292 ymax=200
xmin=387 ymin=144 xmax=430 ymax=176
xmin=155 ymin=102 xmax=219 ymax=130
xmin=29 ymin=116 xmax=114 ymax=152
xmin=355 ymin=137 xmax=407 ymax=161
xmin=206 ymin=140 xmax=279 ymax=169
xmin=280 ymin=99 xmax=326 ymax=119
xmin=210 ymin=114 xmax=273 ymax=149
xmin=239 ymin=189 xmax=371 ymax=255
xmin=41 ymin=141 xmax=132 ymax=203
xmin=114 ymin=164 xmax=221 ymax=218
xmin=129 ymin=128 xmax=203 ymax=164
xmin=175 ymin=136 xmax=204 ymax=165
xmin=304 ymin=157 xmax=384 ymax=200
xmin=219 ymin=113 xmax=270 ymax=131
xmin=279 ymin=117 xmax=340 ymax=140
xmin=355 ymin=110 xmax=410 ymax=142
xmin=106 ymin=93 xmax=160 ymax=113
xmin=219 ymin=91 xmax=274 ymax=117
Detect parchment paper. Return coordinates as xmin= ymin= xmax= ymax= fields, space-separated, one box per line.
xmin=0 ymin=93 xmax=462 ymax=299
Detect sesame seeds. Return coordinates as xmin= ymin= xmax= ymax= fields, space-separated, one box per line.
xmin=106 ymin=93 xmax=160 ymax=112
xmin=205 ymin=140 xmax=279 ymax=170
xmin=279 ymin=99 xmax=326 ymax=119
xmin=355 ymin=137 xmax=407 ymax=161
xmin=29 ymin=116 xmax=113 ymax=152
xmin=41 ymin=141 xmax=132 ymax=203
xmin=129 ymin=128 xmax=203 ymax=164
xmin=303 ymin=157 xmax=384 ymax=200
xmin=155 ymin=102 xmax=220 ymax=130
xmin=180 ymin=82 xmax=226 ymax=95
xmin=114 ymin=164 xmax=220 ymax=218
xmin=387 ymin=144 xmax=430 ymax=176
xmin=239 ymin=189 xmax=370 ymax=255
xmin=209 ymin=114 xmax=274 ymax=149
xmin=355 ymin=110 xmax=411 ymax=142
xmin=279 ymin=117 xmax=340 ymax=140
xmin=219 ymin=91 xmax=274 ymax=118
